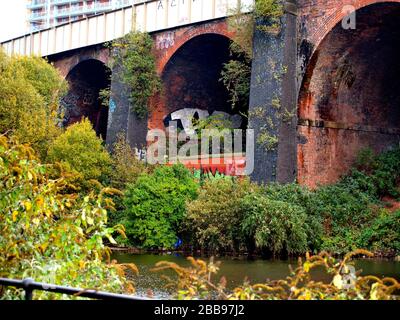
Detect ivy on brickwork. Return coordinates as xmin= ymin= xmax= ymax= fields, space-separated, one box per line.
xmin=224 ymin=0 xmax=289 ymax=152
xmin=106 ymin=31 xmax=161 ymax=119
xmin=227 ymin=0 xmax=284 ymax=58
xmin=251 ymin=57 xmax=292 ymax=151
xmin=254 ymin=0 xmax=284 ymax=34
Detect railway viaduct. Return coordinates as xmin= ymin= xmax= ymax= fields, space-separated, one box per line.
xmin=2 ymin=0 xmax=400 ymax=187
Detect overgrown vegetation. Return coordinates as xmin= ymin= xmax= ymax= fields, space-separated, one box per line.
xmin=184 ymin=179 xmax=257 ymax=253
xmin=108 ymin=31 xmax=161 ymax=119
xmin=121 ymin=165 xmax=198 ymax=249
xmin=226 ymin=0 xmax=284 ymax=58
xmin=0 ymin=52 xmax=67 ymax=160
xmin=153 ymin=250 xmax=400 ymax=300
xmin=221 ymin=0 xmax=285 ymax=150
xmin=181 ymin=147 xmax=400 ymax=256
xmin=220 ymin=59 xmax=251 ymax=112
xmin=47 ymin=119 xmax=112 ymax=190
xmin=241 ymin=194 xmax=308 ymax=255
xmin=109 ymin=133 xmax=151 ymax=190
xmin=0 ymin=136 xmax=134 ymax=299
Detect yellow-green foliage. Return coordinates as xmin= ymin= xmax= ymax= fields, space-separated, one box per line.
xmin=227 ymin=10 xmax=255 ymax=58
xmin=110 ymin=133 xmax=149 ymax=190
xmin=184 ymin=178 xmax=259 ymax=253
xmin=254 ymin=0 xmax=284 ymax=20
xmin=0 ymin=51 xmax=67 ymax=159
xmin=227 ymin=0 xmax=284 ymax=58
xmin=47 ymin=118 xmax=112 ymax=189
xmin=0 ymin=136 xmax=134 ymax=299
xmin=154 ymin=250 xmax=400 ymax=300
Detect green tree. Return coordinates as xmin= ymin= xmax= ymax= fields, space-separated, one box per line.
xmin=47 ymin=118 xmax=112 ymax=189
xmin=122 ymin=165 xmax=198 ymax=249
xmin=0 ymin=52 xmax=67 ymax=159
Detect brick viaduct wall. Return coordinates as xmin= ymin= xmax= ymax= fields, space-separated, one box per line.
xmin=49 ymin=19 xmax=234 ymax=152
xmin=150 ymin=20 xmax=234 ymax=131
xmin=296 ymin=0 xmax=400 ymax=187
xmin=48 ymin=2 xmax=400 ymax=187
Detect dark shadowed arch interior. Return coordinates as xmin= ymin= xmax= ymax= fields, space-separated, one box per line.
xmin=161 ymin=33 xmax=249 ymax=131
xmin=62 ymin=59 xmax=111 ymax=139
xmin=297 ymin=2 xmax=400 ymax=187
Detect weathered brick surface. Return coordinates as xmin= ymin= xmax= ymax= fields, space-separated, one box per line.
xmin=49 ymin=46 xmax=111 ymax=139
xmin=149 ymin=19 xmax=234 ymax=131
xmin=298 ymin=0 xmax=400 ymax=52
xmin=49 ymin=4 xmax=400 ymax=187
xmin=297 ymin=1 xmax=400 ymax=188
xmin=50 ymin=45 xmax=109 ymax=79
xmin=153 ymin=19 xmax=234 ymax=75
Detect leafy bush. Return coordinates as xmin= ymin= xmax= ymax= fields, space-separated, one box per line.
xmin=261 ymin=183 xmax=324 ymax=251
xmin=47 ymin=118 xmax=112 ymax=190
xmin=122 ymin=165 xmax=198 ymax=249
xmin=351 ymin=147 xmax=400 ymax=197
xmin=306 ymin=184 xmax=377 ymax=254
xmin=0 ymin=136 xmax=132 ymax=299
xmin=309 ymin=147 xmax=400 ymax=253
xmin=110 ymin=133 xmax=150 ymax=190
xmin=254 ymin=0 xmax=284 ymax=19
xmin=369 ymin=148 xmax=400 ymax=197
xmin=0 ymin=52 xmax=67 ymax=159
xmin=184 ymin=178 xmax=258 ymax=253
xmin=241 ymin=193 xmax=308 ymax=255
xmin=358 ymin=210 xmax=400 ymax=254
xmin=312 ymin=182 xmax=377 ymax=235
xmin=354 ymin=147 xmax=378 ymax=173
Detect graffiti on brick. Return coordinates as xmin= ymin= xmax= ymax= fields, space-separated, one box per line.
xmin=156 ymin=32 xmax=175 ymax=50
xmin=60 ymin=92 xmax=81 ymax=126
xmin=109 ymin=98 xmax=117 ymax=114
xmin=163 ymin=108 xmax=243 ymax=135
xmin=82 ymin=90 xmax=96 ymax=106
xmin=61 ymin=92 xmax=79 ymax=107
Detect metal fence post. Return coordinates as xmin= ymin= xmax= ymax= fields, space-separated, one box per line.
xmin=22 ymin=278 xmax=34 ymax=300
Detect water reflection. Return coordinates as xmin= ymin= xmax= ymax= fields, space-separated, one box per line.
xmin=112 ymin=252 xmax=400 ymax=298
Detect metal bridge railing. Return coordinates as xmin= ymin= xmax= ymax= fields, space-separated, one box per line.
xmin=0 ymin=277 xmax=151 ymax=301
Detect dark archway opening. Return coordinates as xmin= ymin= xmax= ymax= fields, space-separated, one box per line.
xmin=62 ymin=59 xmax=111 ymax=140
xmin=297 ymin=3 xmax=400 ymax=187
xmin=161 ymin=33 xmax=249 ymax=132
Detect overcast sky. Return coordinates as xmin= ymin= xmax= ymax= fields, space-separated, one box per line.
xmin=0 ymin=0 xmax=27 ymax=42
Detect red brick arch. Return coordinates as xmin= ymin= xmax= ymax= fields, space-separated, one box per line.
xmin=52 ymin=47 xmax=109 ymax=78
xmin=154 ymin=19 xmax=235 ymax=75
xmin=307 ymin=0 xmax=400 ymax=53
xmin=149 ymin=19 xmax=236 ymax=130
xmin=297 ymin=1 xmax=400 ymax=188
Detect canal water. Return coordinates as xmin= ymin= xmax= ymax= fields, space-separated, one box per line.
xmin=112 ymin=252 xmax=400 ymax=298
